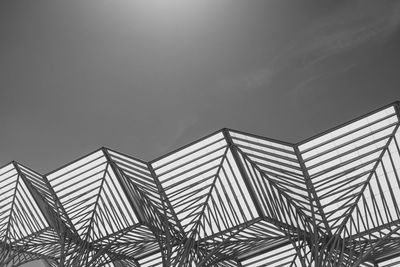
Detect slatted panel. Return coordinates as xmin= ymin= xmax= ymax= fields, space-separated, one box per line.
xmin=239 ymin=242 xmax=302 ymax=267
xmin=46 ymin=150 xmax=139 ymax=240
xmin=10 ymin=164 xmax=65 ymax=262
xmin=91 ymin=253 xmax=115 ymax=267
xmin=152 ymin=132 xmax=228 ymax=237
xmin=229 ymin=131 xmax=314 ymax=228
xmin=98 ymin=225 xmax=160 ymax=261
xmin=114 ymin=259 xmax=142 ymax=267
xmin=105 ymin=149 xmax=168 ymax=237
xmin=106 ymin=149 xmax=162 ymax=212
xmin=211 ymin=260 xmax=238 ymax=267
xmin=0 ymin=163 xmax=48 ymax=243
xmin=13 ymin=228 xmax=61 ymax=260
xmin=15 ymin=163 xmax=74 ymax=232
xmin=298 ymin=106 xmax=398 ymax=231
xmin=379 ymin=255 xmax=400 ymax=267
xmin=137 ymin=251 xmax=163 ymax=267
xmin=346 ymin=127 xmax=400 ymax=239
xmin=346 ymin=223 xmax=400 ymax=267
xmin=151 ymin=132 xmax=265 ymax=264
xmin=64 ymin=250 xmax=116 ymax=267
xmin=197 ymin=220 xmax=289 ymax=266
xmin=44 ymin=259 xmax=59 ymax=267
xmin=152 ymin=132 xmax=258 ymax=240
xmin=233 ymin=149 xmax=310 ymax=235
xmin=168 ymin=245 xmax=201 ymax=267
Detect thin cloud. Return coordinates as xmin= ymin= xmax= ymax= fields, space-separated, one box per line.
xmin=215 ymin=68 xmax=274 ymax=92
xmin=216 ymin=1 xmax=400 ymax=93
xmin=289 ymin=0 xmax=400 ymax=68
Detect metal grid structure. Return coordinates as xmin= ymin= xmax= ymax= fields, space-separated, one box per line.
xmin=1 ymin=101 xmax=400 ymax=267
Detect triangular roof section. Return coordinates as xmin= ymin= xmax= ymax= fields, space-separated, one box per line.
xmin=298 ymin=104 xmax=399 ymax=233
xmin=103 ymin=148 xmax=165 ymax=228
xmin=227 ymin=129 xmax=316 ymax=231
xmin=150 ymin=131 xmax=259 ymax=240
xmin=0 ymin=162 xmax=48 ymax=243
xmin=45 ymin=149 xmax=140 ymax=241
xmin=345 ymin=124 xmax=400 ymax=242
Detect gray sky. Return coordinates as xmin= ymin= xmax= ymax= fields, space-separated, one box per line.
xmin=1 ymin=1 xmax=400 ymax=266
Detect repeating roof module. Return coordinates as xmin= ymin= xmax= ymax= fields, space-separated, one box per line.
xmin=1 ymin=102 xmax=400 ymax=267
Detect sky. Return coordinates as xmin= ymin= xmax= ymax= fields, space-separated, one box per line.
xmin=0 ymin=1 xmax=400 ymax=266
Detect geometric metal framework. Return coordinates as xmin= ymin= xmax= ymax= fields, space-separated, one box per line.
xmin=1 ymin=101 xmax=400 ymax=267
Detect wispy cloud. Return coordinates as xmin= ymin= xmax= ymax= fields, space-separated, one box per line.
xmin=285 ymin=0 xmax=400 ymax=67
xmin=215 ymin=68 xmax=274 ymax=92
xmin=217 ymin=0 xmax=400 ymax=93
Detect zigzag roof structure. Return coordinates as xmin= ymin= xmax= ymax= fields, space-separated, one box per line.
xmin=1 ymin=101 xmax=400 ymax=267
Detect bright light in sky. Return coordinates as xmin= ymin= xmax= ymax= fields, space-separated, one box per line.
xmin=135 ymin=0 xmax=202 ymax=12
xmin=93 ymin=0 xmax=223 ymax=25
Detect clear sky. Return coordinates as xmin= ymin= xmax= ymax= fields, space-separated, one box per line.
xmin=1 ymin=1 xmax=400 ymax=266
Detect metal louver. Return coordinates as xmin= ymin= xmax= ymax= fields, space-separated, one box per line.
xmin=1 ymin=101 xmax=400 ymax=267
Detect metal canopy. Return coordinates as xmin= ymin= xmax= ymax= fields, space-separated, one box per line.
xmin=1 ymin=102 xmax=400 ymax=267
